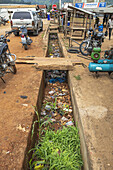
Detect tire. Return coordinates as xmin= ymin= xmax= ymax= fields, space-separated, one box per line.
xmin=80 ymin=41 xmax=90 ymax=56
xmin=24 ymin=44 xmax=28 ymax=50
xmin=10 ymin=65 xmax=17 ymax=74
xmin=14 ymin=31 xmax=19 ymax=36
xmin=67 ymin=49 xmax=80 ymax=53
xmin=34 ymin=27 xmax=39 ymax=36
xmin=40 ymin=22 xmax=43 ymax=31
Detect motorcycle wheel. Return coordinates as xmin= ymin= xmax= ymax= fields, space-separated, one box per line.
xmin=24 ymin=44 xmax=28 ymax=50
xmin=80 ymin=41 xmax=90 ymax=56
xmin=14 ymin=31 xmax=19 ymax=36
xmin=9 ymin=65 xmax=17 ymax=74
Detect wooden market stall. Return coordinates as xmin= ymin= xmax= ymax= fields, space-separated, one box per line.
xmin=64 ymin=5 xmax=94 ymax=40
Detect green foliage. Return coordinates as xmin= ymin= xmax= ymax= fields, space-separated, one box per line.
xmin=31 ymin=106 xmax=52 ymax=140
xmin=29 ymin=126 xmax=83 ymax=170
xmin=74 ymin=75 xmax=81 ymax=80
xmin=48 ymin=44 xmax=52 ymax=54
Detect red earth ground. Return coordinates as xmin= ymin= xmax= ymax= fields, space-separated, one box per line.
xmin=0 ymin=20 xmax=48 ymax=169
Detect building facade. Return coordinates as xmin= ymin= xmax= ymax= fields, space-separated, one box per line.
xmin=75 ymin=0 xmax=105 ymax=3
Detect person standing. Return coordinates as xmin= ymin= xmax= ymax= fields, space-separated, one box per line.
xmin=108 ymin=15 xmax=113 ymax=40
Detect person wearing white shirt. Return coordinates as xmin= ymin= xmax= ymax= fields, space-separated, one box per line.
xmin=108 ymin=15 xmax=113 ymax=40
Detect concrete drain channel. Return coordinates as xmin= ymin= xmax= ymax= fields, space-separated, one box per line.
xmin=23 ymin=33 xmax=84 ymax=170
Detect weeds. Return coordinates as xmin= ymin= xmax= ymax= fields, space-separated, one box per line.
xmin=42 ymin=32 xmax=45 ymax=38
xmin=29 ymin=126 xmax=83 ymax=170
xmin=48 ymin=44 xmax=52 ymax=54
xmin=31 ymin=106 xmax=52 ymax=140
xmin=30 ymin=103 xmax=82 ymax=169
xmin=74 ymin=75 xmax=81 ymax=80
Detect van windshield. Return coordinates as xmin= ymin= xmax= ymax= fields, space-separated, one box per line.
xmin=12 ymin=12 xmax=31 ymax=19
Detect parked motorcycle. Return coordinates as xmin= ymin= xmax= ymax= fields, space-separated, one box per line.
xmin=80 ymin=28 xmax=105 ymax=56
xmin=0 ymin=16 xmax=9 ymax=26
xmin=0 ymin=30 xmax=17 ymax=83
xmin=19 ymin=25 xmax=33 ymax=50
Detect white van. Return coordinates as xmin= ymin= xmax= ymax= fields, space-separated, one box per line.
xmin=11 ymin=10 xmax=43 ymax=36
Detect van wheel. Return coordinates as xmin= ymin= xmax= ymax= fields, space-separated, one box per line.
xmin=40 ymin=22 xmax=43 ymax=31
xmin=34 ymin=27 xmax=38 ymax=36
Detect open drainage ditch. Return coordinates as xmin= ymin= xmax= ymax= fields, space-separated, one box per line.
xmin=23 ymin=33 xmax=84 ymax=170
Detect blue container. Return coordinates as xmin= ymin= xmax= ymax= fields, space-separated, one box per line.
xmin=88 ymin=62 xmax=113 ymax=72
xmin=98 ymin=24 xmax=103 ymax=32
xmin=98 ymin=59 xmax=113 ymax=64
xmin=67 ymin=21 xmax=70 ymax=26
xmin=47 ymin=14 xmax=50 ymax=20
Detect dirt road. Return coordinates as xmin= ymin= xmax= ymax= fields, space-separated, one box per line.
xmin=0 ymin=20 xmax=49 ymax=169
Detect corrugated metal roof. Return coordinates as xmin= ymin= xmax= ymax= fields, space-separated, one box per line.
xmin=68 ymin=5 xmax=95 ymax=15
xmin=88 ymin=7 xmax=113 ymax=14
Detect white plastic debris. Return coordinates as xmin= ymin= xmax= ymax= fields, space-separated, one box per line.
xmin=51 ymin=118 xmax=56 ymax=122
xmin=45 ymin=105 xmax=51 ymax=110
xmin=22 ymin=104 xmax=28 ymax=107
xmin=41 ymin=111 xmax=46 ymax=116
xmin=16 ymin=124 xmax=29 ymax=132
xmin=61 ymin=116 xmax=68 ymax=121
xmin=48 ymin=91 xmax=55 ymax=95
xmin=66 ymin=121 xmax=74 ymax=126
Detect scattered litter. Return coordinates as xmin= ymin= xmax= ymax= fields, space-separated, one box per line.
xmin=49 ymin=90 xmax=55 ymax=95
xmin=3 ymin=91 xmax=6 ymax=94
xmin=2 ymin=150 xmax=11 ymax=154
xmin=41 ymin=111 xmax=46 ymax=116
xmin=59 ymin=93 xmax=66 ymax=96
xmin=20 ymin=95 xmax=28 ymax=99
xmin=16 ymin=124 xmax=28 ymax=132
xmin=6 ymin=151 xmax=10 ymax=154
xmin=51 ymin=118 xmax=56 ymax=122
xmin=66 ymin=121 xmax=74 ymax=126
xmin=45 ymin=105 xmax=51 ymax=111
xmin=22 ymin=104 xmax=28 ymax=107
xmin=61 ymin=116 xmax=68 ymax=121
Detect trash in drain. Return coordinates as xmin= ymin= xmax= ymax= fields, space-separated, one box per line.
xmin=45 ymin=70 xmax=67 ymax=84
xmin=29 ymin=69 xmax=83 ymax=169
xmin=29 ymin=33 xmax=83 ymax=169
xmin=48 ymin=33 xmax=63 ymax=58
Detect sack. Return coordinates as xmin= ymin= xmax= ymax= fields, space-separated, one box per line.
xmin=105 ymin=30 xmax=108 ymax=36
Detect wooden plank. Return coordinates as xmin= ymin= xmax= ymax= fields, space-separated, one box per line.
xmin=70 ymin=36 xmax=84 ymax=40
xmin=71 ymin=27 xmax=86 ymax=30
xmin=17 ymin=57 xmax=81 ymax=63
xmin=16 ymin=58 xmax=82 ymax=71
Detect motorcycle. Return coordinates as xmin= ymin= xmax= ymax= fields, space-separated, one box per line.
xmin=19 ymin=25 xmax=33 ymax=50
xmin=0 ymin=30 xmax=17 ymax=83
xmin=0 ymin=16 xmax=9 ymax=26
xmin=80 ymin=28 xmax=105 ymax=56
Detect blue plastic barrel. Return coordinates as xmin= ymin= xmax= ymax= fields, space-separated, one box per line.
xmin=47 ymin=14 xmax=50 ymax=20
xmin=67 ymin=21 xmax=70 ymax=26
